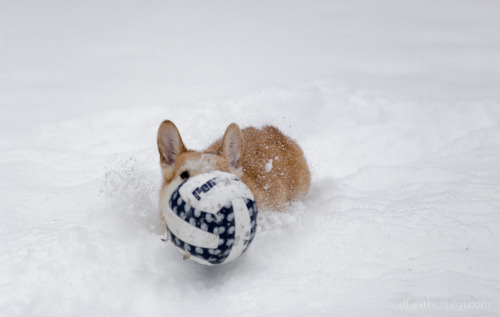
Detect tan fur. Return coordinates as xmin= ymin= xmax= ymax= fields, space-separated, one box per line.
xmin=157 ymin=121 xmax=311 ymax=220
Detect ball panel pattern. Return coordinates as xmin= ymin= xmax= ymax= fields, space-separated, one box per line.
xmin=167 ymin=179 xmax=258 ymax=265
xmin=177 ymin=173 xmax=254 ymax=214
xmin=244 ymin=198 xmax=258 ymax=249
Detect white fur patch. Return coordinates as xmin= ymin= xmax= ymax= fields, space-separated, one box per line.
xmin=183 ymin=154 xmax=217 ymax=174
xmin=230 ymin=166 xmax=243 ymax=178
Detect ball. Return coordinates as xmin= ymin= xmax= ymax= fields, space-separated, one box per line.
xmin=164 ymin=171 xmax=258 ymax=265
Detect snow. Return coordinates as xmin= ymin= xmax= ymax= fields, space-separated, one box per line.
xmin=1 ymin=0 xmax=500 ymax=316
xmin=265 ymin=159 xmax=273 ymax=173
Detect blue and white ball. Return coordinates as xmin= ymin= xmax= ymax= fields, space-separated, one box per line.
xmin=164 ymin=171 xmax=258 ymax=265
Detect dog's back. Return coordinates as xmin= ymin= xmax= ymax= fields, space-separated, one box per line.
xmin=204 ymin=125 xmax=310 ymax=210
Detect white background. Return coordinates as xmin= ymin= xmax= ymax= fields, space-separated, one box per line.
xmin=1 ymin=1 xmax=499 ymax=316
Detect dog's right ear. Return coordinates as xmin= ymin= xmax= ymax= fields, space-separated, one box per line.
xmin=222 ymin=123 xmax=244 ymax=170
xmin=157 ymin=120 xmax=186 ymax=167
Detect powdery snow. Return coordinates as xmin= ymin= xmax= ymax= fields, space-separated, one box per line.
xmin=1 ymin=1 xmax=500 ymax=316
xmin=265 ymin=159 xmax=273 ymax=173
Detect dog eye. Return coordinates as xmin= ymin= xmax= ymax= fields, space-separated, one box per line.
xmin=180 ymin=171 xmax=190 ymax=180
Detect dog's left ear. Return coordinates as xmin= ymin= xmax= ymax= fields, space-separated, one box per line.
xmin=157 ymin=120 xmax=187 ymax=167
xmin=222 ymin=123 xmax=243 ymax=169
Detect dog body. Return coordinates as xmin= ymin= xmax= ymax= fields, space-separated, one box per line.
xmin=157 ymin=121 xmax=310 ymax=216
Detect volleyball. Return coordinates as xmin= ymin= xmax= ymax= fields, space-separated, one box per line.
xmin=164 ymin=171 xmax=258 ymax=265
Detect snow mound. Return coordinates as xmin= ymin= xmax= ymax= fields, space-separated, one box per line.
xmin=1 ymin=83 xmax=499 ymax=316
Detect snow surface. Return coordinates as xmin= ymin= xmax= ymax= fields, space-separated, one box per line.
xmin=1 ymin=0 xmax=500 ymax=316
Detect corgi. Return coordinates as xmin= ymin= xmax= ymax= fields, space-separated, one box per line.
xmin=157 ymin=120 xmax=310 ymax=221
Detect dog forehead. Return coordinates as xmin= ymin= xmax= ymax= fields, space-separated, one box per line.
xmin=182 ymin=153 xmax=217 ymax=172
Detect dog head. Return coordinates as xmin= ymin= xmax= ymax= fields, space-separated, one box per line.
xmin=157 ymin=120 xmax=243 ymax=207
